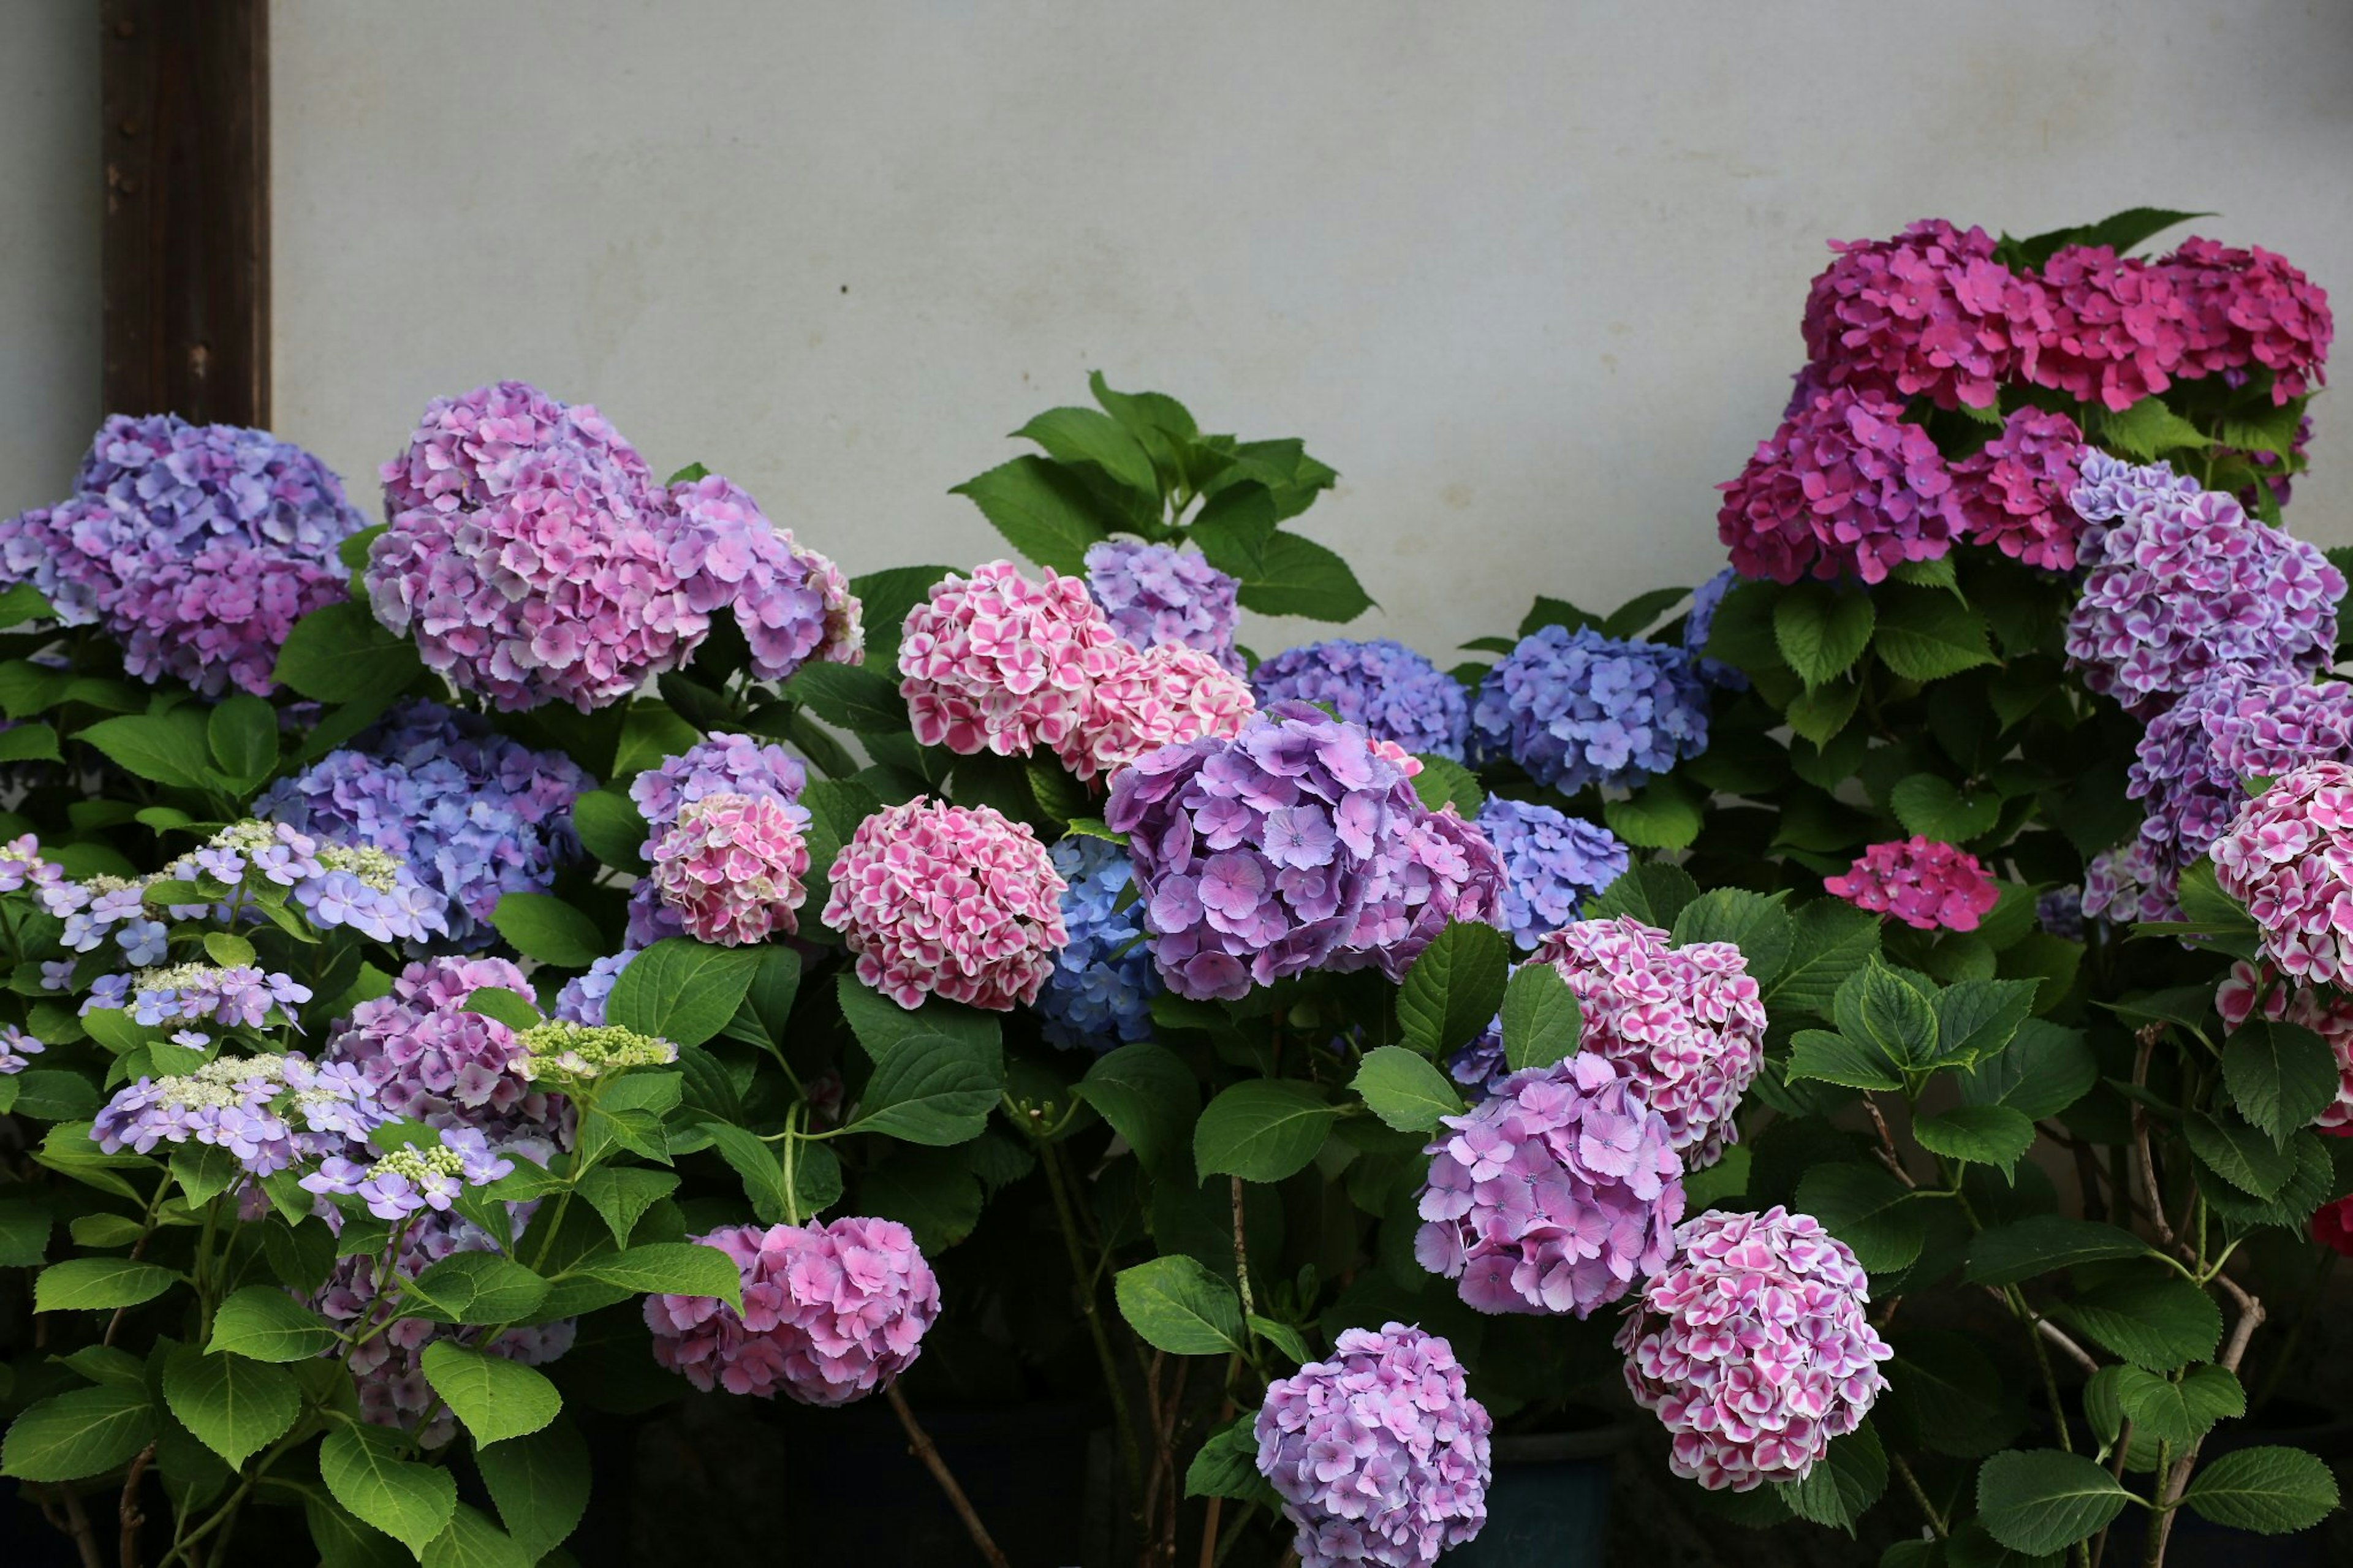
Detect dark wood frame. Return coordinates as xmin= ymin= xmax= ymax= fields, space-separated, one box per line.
xmin=99 ymin=0 xmax=270 ymax=428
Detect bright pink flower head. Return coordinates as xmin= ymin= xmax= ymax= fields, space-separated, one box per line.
xmin=2162 ymin=237 xmax=2333 ymax=404
xmin=1716 ymin=387 xmax=1960 ymax=585
xmin=1415 ymin=1053 xmax=1684 ymax=1318
xmin=2017 ymin=246 xmax=2190 ymax=412
xmin=1530 ymin=916 xmax=1766 ymax=1168
xmin=1800 ymin=219 xmax=2026 ymax=411
xmin=1949 ymin=407 xmax=2086 ymax=570
xmin=2213 ymin=762 xmax=2353 ymax=988
xmin=1824 ymin=838 xmax=1998 ymax=932
xmin=2216 ymin=958 xmax=2353 ymax=1136
xmin=644 ymin=1217 xmax=941 ymax=1407
xmin=1616 ymin=1206 xmax=1893 ymax=1493
xmin=650 ymin=792 xmax=813 ymax=946
xmin=820 ymin=797 xmax=1068 ymax=1010
xmin=321 ymin=956 xmax=570 ymax=1147
xmin=898 ymin=559 xmax=1125 ymax=760
xmin=1067 ymin=640 xmax=1257 ymax=781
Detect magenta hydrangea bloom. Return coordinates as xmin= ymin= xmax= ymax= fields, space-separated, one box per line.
xmin=1618 ymin=1206 xmax=1893 ymax=1492
xmin=2213 ymin=761 xmax=2353 ymax=987
xmin=1084 ymin=539 xmax=1245 ymax=673
xmin=2063 ymin=464 xmax=2343 ymax=710
xmin=1716 ymin=387 xmax=1960 ymax=585
xmin=1947 ymin=406 xmax=2086 ymax=570
xmin=820 ymin=798 xmax=1067 ymax=1010
xmin=1251 ymin=639 xmax=1472 ymax=761
xmin=1415 ymin=1053 xmax=1683 ymax=1318
xmin=1476 ymin=797 xmax=1628 ymax=950
xmin=1254 ymin=1323 xmax=1491 ymax=1568
xmin=2019 ymin=246 xmax=2189 ymax=411
xmin=1531 ymin=917 xmax=1765 ymax=1168
xmin=644 ymin=1217 xmax=941 ymax=1406
xmin=1069 ymin=641 xmax=1257 ymax=782
xmin=2162 ymin=237 xmax=2333 ymax=404
xmin=650 ymin=792 xmax=812 ymax=945
xmin=629 ymin=731 xmax=807 ymax=847
xmin=664 ymin=472 xmax=864 ymax=678
xmin=322 ymin=957 xmax=570 ymax=1146
xmin=899 ymin=559 xmax=1125 ymax=760
xmin=1825 ymin=838 xmax=1999 ymax=933
xmin=2218 ymin=959 xmax=2353 ymax=1135
xmin=1800 ymin=219 xmax=2026 ymax=411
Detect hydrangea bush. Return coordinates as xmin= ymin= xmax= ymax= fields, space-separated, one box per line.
xmin=2 ymin=274 xmax=2347 ymax=1568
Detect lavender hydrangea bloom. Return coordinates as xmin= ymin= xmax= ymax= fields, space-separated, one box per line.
xmin=93 ymin=1052 xmax=384 ymax=1178
xmin=323 ymin=957 xmax=570 ymax=1146
xmin=73 ymin=819 xmax=449 ymax=947
xmin=0 ymin=1026 xmax=40 ymax=1074
xmin=301 ymin=1125 xmax=514 ymax=1222
xmin=1254 ymin=1323 xmax=1491 ymax=1568
xmin=1251 ymin=640 xmax=1471 ymax=760
xmin=1084 ymin=540 xmax=1245 ymax=674
xmin=83 ymin=963 xmax=312 ymax=1031
xmin=2083 ymin=841 xmax=2174 ymax=928
xmin=1415 ymin=1053 xmax=1684 ymax=1317
xmin=1446 ymin=1015 xmax=1507 ymax=1098
xmin=554 ymin=950 xmax=636 ymax=1027
xmin=1475 ymin=797 xmax=1627 ymax=949
xmin=1682 ymin=569 xmax=1749 ymax=691
xmin=258 ymin=701 xmax=589 ymax=948
xmin=1033 ymin=835 xmax=1161 ymax=1052
xmin=1471 ymin=626 xmax=1709 ymax=793
xmin=629 ymin=732 xmax=806 ymax=853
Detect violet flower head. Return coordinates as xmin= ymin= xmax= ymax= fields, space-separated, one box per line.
xmin=2161 ymin=237 xmax=2333 ymax=405
xmin=92 ymin=1051 xmax=384 ymax=1180
xmin=1682 ymin=569 xmax=1749 ymax=691
xmin=553 ymin=950 xmax=635 ymax=1028
xmin=2218 ymin=959 xmax=2353 ymax=1134
xmin=664 ymin=472 xmax=864 ymax=680
xmin=1531 ymin=916 xmax=1765 ymax=1168
xmin=2213 ymin=761 xmax=2353 ymax=987
xmin=1799 ymin=219 xmax=2026 ymax=411
xmin=820 ymin=798 xmax=1068 ymax=1010
xmin=1033 ymin=835 xmax=1161 ymax=1052
xmin=2020 ymin=246 xmax=2189 ymax=412
xmin=301 ymin=1125 xmax=515 ymax=1223
xmin=1469 ymin=626 xmax=1708 ymax=793
xmin=1251 ymin=639 xmax=1471 ymax=761
xmin=1254 ymin=1323 xmax=1491 ymax=1568
xmin=644 ymin=1217 xmax=941 ymax=1407
xmin=0 ymin=1026 xmax=40 ymax=1075
xmin=628 ymin=731 xmax=806 ymax=845
xmin=650 ymin=792 xmax=812 ymax=946
xmin=83 ymin=963 xmax=313 ymax=1032
xmin=2036 ymin=886 xmax=2085 ymax=942
xmin=1475 ymin=797 xmax=1627 ymax=950
xmin=2083 ymin=841 xmax=2174 ymax=930
xmin=322 ymin=956 xmax=570 ymax=1146
xmin=1617 ymin=1206 xmax=1894 ymax=1492
xmin=1084 ymin=540 xmax=1245 ymax=673
xmin=1716 ymin=386 xmax=1960 ymax=585
xmin=1824 ymin=838 xmax=1998 ymax=933
xmin=1416 ymin=1053 xmax=1684 ymax=1318
xmin=1948 ymin=406 xmax=2086 ymax=571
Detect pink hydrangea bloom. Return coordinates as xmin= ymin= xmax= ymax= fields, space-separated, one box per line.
xmin=650 ymin=792 xmax=812 ymax=946
xmin=1824 ymin=838 xmax=1999 ymax=931
xmin=2213 ymin=761 xmax=2353 ymax=987
xmin=1800 ymin=219 xmax=2026 ymax=410
xmin=1415 ymin=1053 xmax=1683 ymax=1318
xmin=1332 ymin=806 xmax=1507 ymax=985
xmin=1947 ymin=407 xmax=2086 ymax=570
xmin=1530 ymin=917 xmax=1765 ymax=1168
xmin=898 ymin=559 xmax=1125 ymax=759
xmin=820 ymin=798 xmax=1068 ymax=1010
xmin=1067 ymin=640 xmax=1257 ymax=781
xmin=643 ymin=1218 xmax=940 ymax=1406
xmin=1716 ymin=387 xmax=1960 ymax=585
xmin=2017 ymin=246 xmax=2189 ymax=412
xmin=2217 ymin=959 xmax=2353 ymax=1135
xmin=1617 ymin=1206 xmax=1893 ymax=1492
xmin=2162 ymin=237 xmax=2333 ymax=404
xmin=1254 ymin=1323 xmax=1491 ymax=1568
xmin=322 ymin=956 xmax=570 ymax=1146
xmin=664 ymin=474 xmax=864 ymax=677
xmin=107 ymin=540 xmax=349 ymax=698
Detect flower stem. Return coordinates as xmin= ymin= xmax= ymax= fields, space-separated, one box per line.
xmin=885 ymin=1384 xmax=1010 ymax=1568
xmin=1040 ymin=1140 xmax=1144 ymax=1496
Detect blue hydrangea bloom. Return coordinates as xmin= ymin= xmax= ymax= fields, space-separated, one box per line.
xmin=1033 ymin=836 xmax=1159 ymax=1052
xmin=1471 ymin=626 xmax=1709 ymax=792
xmin=1476 ymin=797 xmax=1627 ymax=950
xmin=1683 ymin=569 xmax=1749 ymax=691
xmin=1249 ymin=638 xmax=1469 ymax=760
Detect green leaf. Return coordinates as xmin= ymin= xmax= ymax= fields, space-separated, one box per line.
xmin=1587 ymin=862 xmax=1700 ymax=928
xmin=1912 ymin=1105 xmax=2035 ymax=1179
xmin=1958 ymin=1020 xmax=2097 ymax=1121
xmin=1184 ymin=1417 xmax=1281 ymax=1504
xmin=1602 ymin=585 xmax=1694 ymax=640
xmin=2112 ymin=1364 xmax=2243 ymax=1446
xmin=476 ymin=1418 xmax=590 ymax=1561
xmin=1 ymin=1382 xmax=157 ymax=1481
xmin=951 ymin=455 xmax=1123 ymax=574
xmin=0 ymin=580 xmax=56 ymax=626
xmin=575 ymin=1167 xmax=681 ymax=1248
xmin=1351 ymin=1046 xmax=1466 ymax=1134
xmin=1014 ymin=407 xmax=1160 ymax=498
xmin=461 ymin=987 xmax=540 ymax=1032
xmin=1774 ymin=1421 xmax=1885 ymax=1532
xmin=2050 ymin=1272 xmax=2221 ymax=1371
xmin=1890 ymin=775 xmax=2003 ymax=843
xmin=420 ymin=1341 xmax=561 ymax=1446
xmin=1787 ymin=1029 xmax=1902 ymax=1092
xmin=2222 ymin=1020 xmax=2340 ymax=1146
xmin=1499 ymin=962 xmax=1582 ymax=1073
xmin=78 ymin=710 xmax=213 ymax=789
xmin=1113 ymin=1255 xmax=1246 ymax=1356
xmin=2185 ymin=1106 xmax=2298 ymax=1198
xmin=2098 ymin=396 xmax=2213 ymax=460
xmin=1234 ymin=534 xmax=1373 ymax=622
xmin=1409 ymin=756 xmax=1482 ymax=816
xmin=1976 ymin=1450 xmax=2133 ymax=1555
xmin=421 ymin=1504 xmax=534 ymax=1568
xmin=1187 ymin=482 xmax=1278 ymax=579
xmin=1074 ymin=1043 xmax=1199 ymax=1178
xmin=1194 ymin=1080 xmax=1338 ymax=1183
xmin=2066 ymin=207 xmax=2209 ymax=256
xmin=786 ymin=659 xmax=911 ymax=736
xmin=1873 ymin=585 xmax=1996 ymax=683
xmin=207 ymin=695 xmax=279 ymax=782
xmin=272 ymin=600 xmax=425 ymax=704
xmin=2178 ymin=1445 xmax=2340 ymax=1535
xmin=1519 ymin=597 xmax=1596 ymax=637
xmin=488 ymin=893 xmax=605 ymax=969
xmin=1795 ymin=1164 xmax=1927 ymax=1273
xmin=833 ymin=971 xmax=1002 ymax=1063
xmin=1775 ymin=583 xmax=1875 ymax=688
xmin=208 ymin=1286 xmax=343 ymax=1362
xmin=34 ymin=1257 xmax=179 ymax=1312
xmin=0 ymin=1197 xmax=53 ymax=1267
xmin=1396 ymin=920 xmax=1510 ymax=1058
xmin=854 ymin=1029 xmax=1005 ymax=1146
xmin=405 ymin=1252 xmax=551 ymax=1327
xmin=1603 ymin=776 xmax=1704 ymax=851
xmin=2199 ymin=1129 xmax=2335 ymax=1231
xmin=306 ymin=1494 xmax=410 ymax=1568
xmin=700 ymin=1121 xmax=794 ymax=1224
xmin=320 ymin=1423 xmax=460 ymax=1556
xmin=0 ymin=721 xmax=61 ymax=762
xmin=1767 ymin=901 xmax=1884 ymax=1017
xmin=161 ymin=1344 xmax=298 ymax=1469
xmin=861 ymin=1145 xmax=984 ymax=1252
xmin=605 ymin=937 xmax=761 ymax=1048
xmin=570 ymin=787 xmax=650 ymax=874
xmin=1671 ymin=888 xmax=1795 ymax=985
xmin=1835 ymin=960 xmax=1939 ymax=1072
xmin=1933 ymin=977 xmax=2040 ymax=1069
xmin=1967 ymin=1218 xmax=2150 ymax=1286
xmin=1785 ymin=677 xmax=1863 ymax=746
xmin=571 ymin=1243 xmax=743 ymax=1311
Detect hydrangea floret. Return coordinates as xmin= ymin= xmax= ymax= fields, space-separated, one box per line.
xmin=2212 ymin=760 xmax=2353 ymax=987
xmin=1715 ymin=386 xmax=1959 ymax=585
xmin=323 ymin=957 xmax=567 ymax=1143
xmin=1469 ymin=625 xmax=1708 ymax=792
xmin=1084 ymin=539 xmax=1245 ymax=673
xmin=649 ymin=792 xmax=813 ymax=945
xmin=1250 ymin=638 xmax=1470 ymax=760
xmin=0 ymin=1026 xmax=40 ymax=1075
xmin=898 ymin=559 xmax=1124 ymax=762
xmin=515 ymin=1021 xmax=681 ymax=1083
xmin=1682 ymin=568 xmax=1749 ymax=691
xmin=301 ymin=1126 xmax=515 ymax=1222
xmin=92 ymin=1053 xmax=384 ymax=1177
xmin=1033 ymin=835 xmax=1161 ymax=1052
xmin=1800 ymin=219 xmax=2025 ymax=411
xmin=1475 ymin=797 xmax=1628 ymax=950
xmin=629 ymin=732 xmax=807 ymax=844
xmin=84 ymin=963 xmax=313 ymax=1031
xmin=1947 ymin=406 xmax=2086 ymax=570
xmin=1824 ymin=838 xmax=1999 ymax=932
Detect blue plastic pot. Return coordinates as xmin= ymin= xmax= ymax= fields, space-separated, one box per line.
xmin=1447 ymin=1420 xmax=1628 ymax=1566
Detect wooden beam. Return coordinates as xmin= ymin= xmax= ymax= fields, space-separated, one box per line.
xmin=100 ymin=0 xmax=270 ymax=428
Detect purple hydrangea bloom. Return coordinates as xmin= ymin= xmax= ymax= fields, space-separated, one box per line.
xmin=2083 ymin=841 xmax=2174 ymax=928
xmin=1415 ymin=1053 xmax=1683 ymax=1317
xmin=664 ymin=473 xmax=865 ymax=680
xmin=0 ymin=1026 xmax=40 ymax=1074
xmin=1446 ymin=1014 xmax=1508 ymax=1098
xmin=301 ymin=1124 xmax=514 ymax=1222
xmin=1681 ymin=569 xmax=1749 ymax=691
xmin=93 ymin=1052 xmax=384 ymax=1179
xmin=1470 ymin=626 xmax=1709 ymax=793
xmin=629 ymin=732 xmax=807 ymax=853
xmin=2036 ymin=886 xmax=2085 ymax=941
xmin=1250 ymin=640 xmax=1471 ymax=760
xmin=1254 ymin=1323 xmax=1491 ymax=1568
xmin=322 ymin=957 xmax=570 ymax=1146
xmin=1475 ymin=797 xmax=1627 ymax=950
xmin=83 ymin=963 xmax=313 ymax=1032
xmin=258 ymin=700 xmax=590 ymax=948
xmin=553 ymin=950 xmax=635 ymax=1026
xmin=1033 ymin=835 xmax=1161 ymax=1052
xmin=81 ymin=819 xmax=450 ymax=947
xmin=1084 ymin=540 xmax=1245 ymax=674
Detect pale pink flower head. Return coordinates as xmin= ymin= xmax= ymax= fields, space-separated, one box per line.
xmin=898 ymin=559 xmax=1124 ymax=759
xmin=2213 ymin=761 xmax=2353 ymax=988
xmin=1067 ymin=640 xmax=1257 ymax=781
xmin=1824 ymin=838 xmax=1998 ymax=932
xmin=2216 ymin=958 xmax=2353 ymax=1135
xmin=650 ymin=792 xmax=813 ymax=946
xmin=1616 ymin=1206 xmax=1893 ymax=1492
xmin=644 ymin=1217 xmax=941 ymax=1406
xmin=819 ymin=797 xmax=1069 ymax=1010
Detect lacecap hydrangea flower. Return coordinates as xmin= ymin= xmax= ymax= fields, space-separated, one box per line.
xmin=1531 ymin=917 xmax=1766 ymax=1167
xmin=1254 ymin=1323 xmax=1491 ymax=1568
xmin=258 ymin=700 xmax=589 ymax=949
xmin=93 ymin=819 xmax=448 ymax=947
xmin=84 ymin=963 xmax=313 ymax=1032
xmin=301 ymin=1125 xmax=513 ymax=1222
xmin=820 ymin=798 xmax=1067 ymax=1010
xmin=1250 ymin=639 xmax=1470 ymax=761
xmin=1682 ymin=569 xmax=1749 ymax=691
xmin=1084 ymin=540 xmax=1245 ymax=673
xmin=1415 ymin=1053 xmax=1683 ymax=1318
xmin=1033 ymin=835 xmax=1161 ymax=1052
xmin=645 ymin=1217 xmax=941 ymax=1406
xmin=1947 ymin=406 xmax=2086 ymax=571
xmin=1476 ymin=797 xmax=1627 ymax=950
xmin=1469 ymin=626 xmax=1708 ymax=793
xmin=1824 ymin=838 xmax=1999 ymax=933
xmin=650 ymin=793 xmax=811 ymax=945
xmin=2213 ymin=761 xmax=2353 ymax=987
xmin=2217 ymin=960 xmax=2353 ymax=1135
xmin=1716 ymin=386 xmax=1958 ymax=585
xmin=1800 ymin=219 xmax=2025 ymax=411
xmin=92 ymin=1052 xmax=384 ymax=1179
xmin=322 ymin=957 xmax=570 ymax=1146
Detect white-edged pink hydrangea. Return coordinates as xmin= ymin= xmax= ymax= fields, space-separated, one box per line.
xmin=2213 ymin=761 xmax=2353 ymax=987
xmin=1068 ymin=640 xmax=1256 ymax=781
xmin=649 ymin=792 xmax=812 ymax=946
xmin=898 ymin=559 xmax=1125 ymax=760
